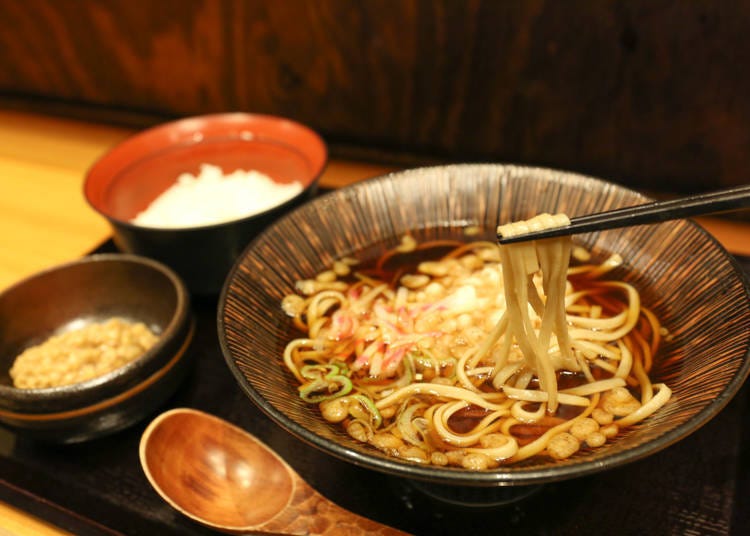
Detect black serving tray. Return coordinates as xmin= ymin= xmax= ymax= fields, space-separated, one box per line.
xmin=1 ymin=251 xmax=749 ymax=536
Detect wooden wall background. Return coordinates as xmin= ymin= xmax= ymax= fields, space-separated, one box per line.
xmin=1 ymin=0 xmax=749 ymax=195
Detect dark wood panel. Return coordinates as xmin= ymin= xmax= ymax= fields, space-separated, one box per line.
xmin=1 ymin=0 xmax=749 ymax=194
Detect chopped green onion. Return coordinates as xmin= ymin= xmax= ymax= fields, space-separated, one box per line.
xmin=299 ymin=374 xmax=353 ymax=403
xmin=351 ymin=393 xmax=383 ymax=428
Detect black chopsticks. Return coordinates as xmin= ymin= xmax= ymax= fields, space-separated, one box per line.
xmin=497 ymin=184 xmax=750 ymax=244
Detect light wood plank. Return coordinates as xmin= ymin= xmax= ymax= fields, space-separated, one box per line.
xmin=0 ymin=502 xmax=72 ymax=536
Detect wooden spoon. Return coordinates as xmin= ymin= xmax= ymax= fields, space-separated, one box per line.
xmin=139 ymin=407 xmax=410 ymax=535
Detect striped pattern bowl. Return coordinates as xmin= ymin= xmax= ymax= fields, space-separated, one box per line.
xmin=218 ymin=164 xmax=750 ymax=486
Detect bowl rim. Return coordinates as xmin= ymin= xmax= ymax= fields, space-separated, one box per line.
xmin=217 ymin=163 xmax=750 ymax=487
xmin=82 ymin=112 xmax=328 ymax=232
xmin=0 ymin=317 xmax=195 ymax=422
xmin=0 ymin=253 xmax=191 ymax=402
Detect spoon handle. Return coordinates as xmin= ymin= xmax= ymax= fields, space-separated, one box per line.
xmin=259 ymin=482 xmax=412 ymax=535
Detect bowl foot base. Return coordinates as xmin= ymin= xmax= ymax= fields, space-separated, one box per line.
xmin=391 ymin=477 xmax=543 ymax=509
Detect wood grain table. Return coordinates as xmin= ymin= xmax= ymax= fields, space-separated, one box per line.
xmin=0 ymin=109 xmax=748 ymax=535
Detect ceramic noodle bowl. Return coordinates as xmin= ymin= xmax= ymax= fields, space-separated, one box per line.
xmin=218 ymin=164 xmax=750 ymax=487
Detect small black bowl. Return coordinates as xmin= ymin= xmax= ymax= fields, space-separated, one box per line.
xmin=0 ymin=254 xmax=193 ymax=443
xmin=83 ymin=113 xmax=327 ymax=295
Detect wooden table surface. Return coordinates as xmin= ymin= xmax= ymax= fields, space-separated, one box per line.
xmin=0 ymin=109 xmax=748 ymax=535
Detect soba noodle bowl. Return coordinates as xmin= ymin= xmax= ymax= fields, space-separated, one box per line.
xmin=281 ymin=214 xmax=671 ymax=469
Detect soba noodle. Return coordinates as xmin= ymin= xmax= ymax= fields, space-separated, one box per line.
xmin=281 ymin=214 xmax=671 ymax=469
